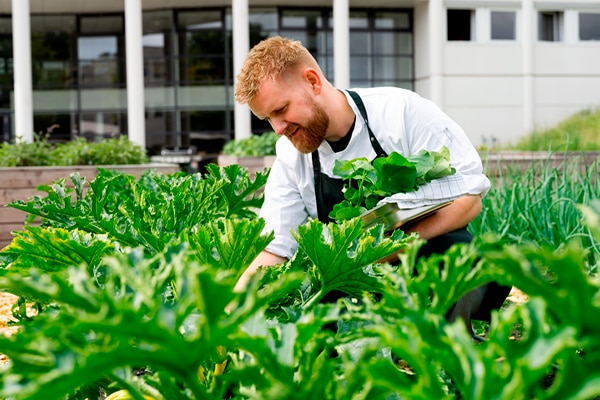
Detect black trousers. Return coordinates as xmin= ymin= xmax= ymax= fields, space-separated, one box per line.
xmin=418 ymin=228 xmax=511 ymax=322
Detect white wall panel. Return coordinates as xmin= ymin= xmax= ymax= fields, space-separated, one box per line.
xmin=445 ymin=105 xmax=523 ymax=147
xmin=444 ymin=76 xmax=524 ymax=106
xmin=445 ymin=44 xmax=522 ymax=75
xmin=534 ymin=44 xmax=600 ymax=75
xmin=535 ymin=76 xmax=600 ymax=106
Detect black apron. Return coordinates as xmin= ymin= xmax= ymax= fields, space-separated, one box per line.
xmin=312 ymin=90 xmax=388 ymax=223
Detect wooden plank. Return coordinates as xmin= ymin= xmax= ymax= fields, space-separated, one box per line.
xmin=0 ymin=224 xmax=28 ymax=240
xmin=0 ymin=207 xmax=32 ymax=224
xmin=0 ymin=164 xmax=179 ymax=189
xmin=0 ymin=188 xmax=44 ymax=207
xmin=0 ymin=167 xmax=91 ymax=189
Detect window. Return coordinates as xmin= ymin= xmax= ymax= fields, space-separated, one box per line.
xmin=538 ymin=11 xmax=563 ymax=42
xmin=447 ymin=9 xmax=473 ymax=41
xmin=491 ymin=11 xmax=516 ymax=40
xmin=281 ymin=9 xmax=325 ymax=29
xmin=579 ymin=13 xmax=600 ymax=41
xmin=177 ymin=11 xmax=227 ymax=85
xmin=78 ymin=36 xmax=121 ymax=88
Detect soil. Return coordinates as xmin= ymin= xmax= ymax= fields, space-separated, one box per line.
xmin=0 ymin=292 xmax=19 ymax=365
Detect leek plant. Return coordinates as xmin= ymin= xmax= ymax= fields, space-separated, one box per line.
xmin=471 ymin=154 xmax=600 ymax=273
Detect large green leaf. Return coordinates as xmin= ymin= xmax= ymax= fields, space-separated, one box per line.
xmin=293 ymin=218 xmax=410 ymax=305
xmin=0 ymin=227 xmax=114 ymax=300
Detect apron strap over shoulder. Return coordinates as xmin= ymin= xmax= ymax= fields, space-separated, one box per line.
xmin=347 ymin=90 xmax=388 ymax=158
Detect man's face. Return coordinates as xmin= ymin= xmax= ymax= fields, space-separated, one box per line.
xmin=249 ymin=77 xmax=330 ymax=154
xmin=285 ymin=96 xmax=329 ymax=154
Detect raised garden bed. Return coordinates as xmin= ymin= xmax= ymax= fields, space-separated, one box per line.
xmin=0 ymin=163 xmax=179 ymax=249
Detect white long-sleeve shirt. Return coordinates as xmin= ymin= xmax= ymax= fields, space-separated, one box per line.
xmin=259 ymin=87 xmax=490 ymax=259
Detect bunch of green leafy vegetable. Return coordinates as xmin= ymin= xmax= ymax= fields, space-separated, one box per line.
xmin=330 ymin=146 xmax=455 ymax=220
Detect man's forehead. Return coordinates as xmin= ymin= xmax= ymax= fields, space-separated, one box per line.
xmin=249 ymin=79 xmax=287 ymax=117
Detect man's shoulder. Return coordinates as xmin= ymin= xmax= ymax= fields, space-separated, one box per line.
xmin=348 ymin=86 xmax=420 ymax=105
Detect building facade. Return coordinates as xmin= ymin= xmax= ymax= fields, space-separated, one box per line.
xmin=1 ymin=0 xmax=599 ymax=154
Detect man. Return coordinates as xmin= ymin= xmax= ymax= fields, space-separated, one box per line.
xmin=233 ymin=36 xmax=509 ymax=326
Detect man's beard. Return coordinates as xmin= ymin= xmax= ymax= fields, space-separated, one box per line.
xmin=285 ymin=99 xmax=329 ymax=154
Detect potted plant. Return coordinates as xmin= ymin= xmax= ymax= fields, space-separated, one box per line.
xmin=217 ymin=131 xmax=277 ymax=176
xmin=0 ymin=135 xmax=179 ymax=249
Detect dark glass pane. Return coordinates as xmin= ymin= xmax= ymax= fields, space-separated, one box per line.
xmin=349 ymin=11 xmax=368 ymax=29
xmin=281 ymin=10 xmax=324 ymax=29
xmin=279 ymin=30 xmax=321 ymax=55
xmin=182 ymin=110 xmax=226 ymax=132
xmin=80 ymin=15 xmax=123 ymax=34
xmin=146 ymin=110 xmax=174 ymax=133
xmin=373 ymin=56 xmax=412 ymax=80
xmin=146 ymin=110 xmax=180 ymax=149
xmin=182 ymin=31 xmax=225 ymax=57
xmin=0 ymin=83 xmax=10 ymax=108
xmin=143 ymin=10 xmax=172 ymax=34
xmin=78 ymin=36 xmax=121 ymax=87
xmin=33 ymin=60 xmax=72 ymax=88
xmin=0 ymin=17 xmax=10 ymax=34
xmin=178 ymin=11 xmax=222 ymax=30
xmin=491 ymin=11 xmax=516 ymax=40
xmin=32 ymin=31 xmax=75 ymax=88
xmin=324 ymin=55 xmax=334 ymax=82
xmin=80 ymin=112 xmax=126 ymax=140
xmin=373 ymin=32 xmax=412 ymax=55
xmin=144 ymin=31 xmax=172 ymax=85
xmin=31 ymin=15 xmax=76 ymax=33
xmin=0 ymin=112 xmax=11 ymax=142
xmin=34 ymin=113 xmax=74 ymax=142
xmin=78 ymin=36 xmax=117 ymax=60
xmin=349 ymin=79 xmax=370 ymax=88
xmin=374 ymin=12 xmax=410 ymax=29
xmin=0 ymin=36 xmax=13 ymax=89
xmin=32 ymin=32 xmax=74 ymax=61
xmin=248 ymin=8 xmax=278 ymax=31
xmin=251 ymin=113 xmax=272 ymax=133
xmin=349 ymin=32 xmax=370 ymax=55
xmin=447 ymin=9 xmax=472 ymax=41
xmin=144 ymin=56 xmax=169 ymax=84
xmin=79 ymin=59 xmax=120 ymax=87
xmin=538 ymin=12 xmax=562 ymax=42
xmin=182 ymin=110 xmax=228 ymax=153
xmin=350 ymin=55 xmax=370 ymax=81
xmin=580 ymin=13 xmax=600 ymax=40
xmin=180 ymin=55 xmax=225 ymax=83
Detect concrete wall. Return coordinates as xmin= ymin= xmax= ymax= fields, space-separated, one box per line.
xmin=414 ymin=1 xmax=600 ymax=148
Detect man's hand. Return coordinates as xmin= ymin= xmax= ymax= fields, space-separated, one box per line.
xmin=233 ymin=250 xmax=288 ymax=293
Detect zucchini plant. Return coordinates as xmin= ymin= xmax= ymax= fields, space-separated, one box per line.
xmin=0 ymin=161 xmax=598 ymax=399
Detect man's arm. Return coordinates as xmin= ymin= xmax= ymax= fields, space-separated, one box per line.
xmin=233 ymin=250 xmax=288 ymax=293
xmin=403 ymin=194 xmax=482 ymax=240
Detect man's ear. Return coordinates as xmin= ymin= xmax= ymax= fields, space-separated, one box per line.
xmin=304 ymin=68 xmax=322 ymax=94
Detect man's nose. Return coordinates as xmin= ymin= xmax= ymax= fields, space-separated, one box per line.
xmin=271 ymin=118 xmax=287 ymax=136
